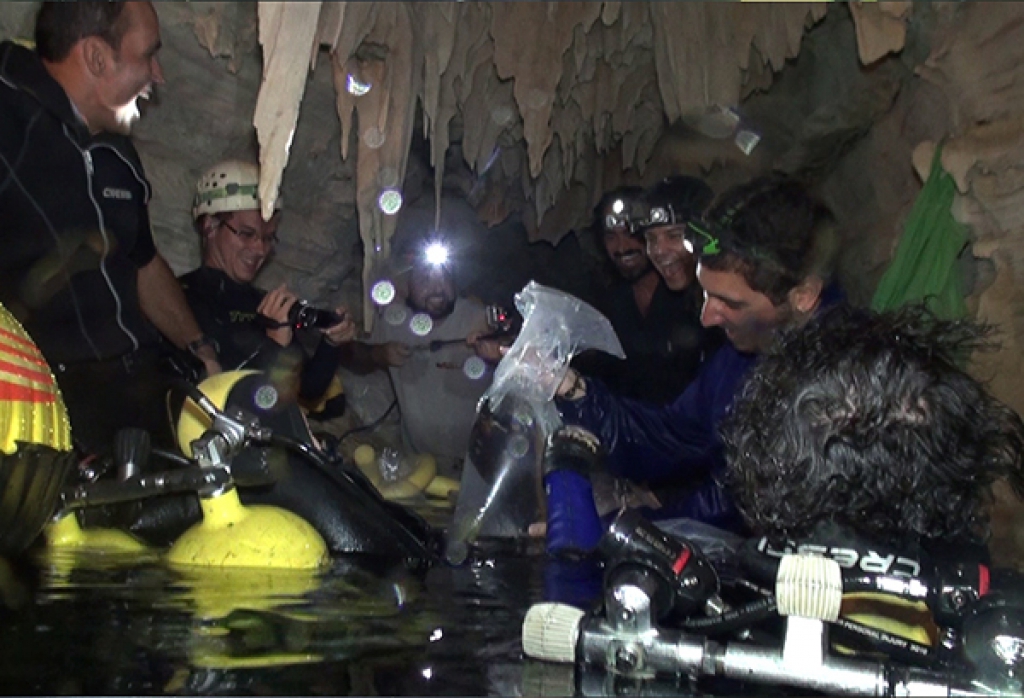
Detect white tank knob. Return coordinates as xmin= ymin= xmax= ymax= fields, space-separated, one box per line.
xmin=522 ymin=602 xmax=585 ymax=663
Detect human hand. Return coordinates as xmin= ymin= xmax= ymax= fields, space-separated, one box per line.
xmin=258 ymin=284 xmax=298 ymax=346
xmin=372 ymin=341 xmax=411 ymax=368
xmin=466 ymin=330 xmax=504 ymax=364
xmin=323 ymin=306 xmax=356 ymax=346
xmin=202 ymin=357 xmax=223 ymax=378
xmin=555 ymin=367 xmax=586 ymax=401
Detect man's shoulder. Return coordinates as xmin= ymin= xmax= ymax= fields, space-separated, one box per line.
xmin=178 ymin=266 xmax=224 ymax=297
xmin=0 ymin=42 xmax=78 ymax=129
xmin=0 ymin=41 xmax=38 ymax=96
xmin=178 ymin=266 xmax=203 ymax=287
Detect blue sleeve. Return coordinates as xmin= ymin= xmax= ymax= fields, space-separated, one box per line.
xmin=557 ymin=345 xmax=755 ymax=486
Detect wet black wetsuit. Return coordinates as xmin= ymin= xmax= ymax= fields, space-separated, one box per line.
xmin=579 ymin=277 xmax=722 ymax=404
xmin=178 ymin=265 xmax=341 ymax=406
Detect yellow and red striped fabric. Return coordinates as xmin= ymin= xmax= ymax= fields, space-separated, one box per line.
xmin=0 ymin=304 xmax=71 ymax=454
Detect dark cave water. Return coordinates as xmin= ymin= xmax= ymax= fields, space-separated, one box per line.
xmin=0 ymin=538 xmax=590 ymax=697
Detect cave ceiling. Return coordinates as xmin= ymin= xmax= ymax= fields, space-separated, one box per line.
xmin=252 ymin=1 xmax=908 ymax=264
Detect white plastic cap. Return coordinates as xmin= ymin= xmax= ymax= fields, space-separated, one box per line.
xmin=522 ymin=602 xmax=585 ymax=663
xmin=776 ymin=554 xmax=843 ymax=622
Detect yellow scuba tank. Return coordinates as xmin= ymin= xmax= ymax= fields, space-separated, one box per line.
xmin=173 ymin=370 xmax=329 ymax=569
xmin=0 ymin=304 xmax=151 ymax=555
xmin=353 ymin=444 xmax=459 ymax=502
xmin=45 ymin=511 xmax=148 ymax=554
xmin=167 ymin=486 xmax=328 ymax=569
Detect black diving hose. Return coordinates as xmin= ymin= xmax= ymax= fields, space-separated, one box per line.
xmin=172 ymin=380 xmax=440 ymax=560
xmin=333 ymin=399 xmax=398 ymax=444
xmin=680 ymin=596 xmax=779 ymax=634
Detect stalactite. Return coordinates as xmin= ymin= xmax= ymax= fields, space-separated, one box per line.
xmin=329 ymin=3 xmax=420 ymax=329
xmin=254 ymin=2 xmax=322 ymax=222
xmin=848 ymin=1 xmax=911 ymax=66
xmin=256 ymin=1 xmax=830 ymax=277
xmin=491 ymin=3 xmax=603 ymax=177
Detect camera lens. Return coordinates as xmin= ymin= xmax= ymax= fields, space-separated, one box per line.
xmin=288 ymin=301 xmax=340 ymax=330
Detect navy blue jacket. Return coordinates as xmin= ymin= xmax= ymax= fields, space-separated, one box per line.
xmin=559 ymin=342 xmax=755 ymax=532
xmin=558 ymin=286 xmax=846 ymax=533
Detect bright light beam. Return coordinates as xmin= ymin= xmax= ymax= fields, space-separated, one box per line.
xmin=424 ymin=242 xmax=449 ymax=267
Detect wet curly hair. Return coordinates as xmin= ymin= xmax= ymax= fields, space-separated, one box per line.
xmin=721 ymin=304 xmax=1024 ymax=546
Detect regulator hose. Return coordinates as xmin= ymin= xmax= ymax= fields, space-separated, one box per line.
xmin=680 ymin=595 xmax=779 ymax=635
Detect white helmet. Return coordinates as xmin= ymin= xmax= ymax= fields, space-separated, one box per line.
xmin=192 ymin=160 xmax=282 ymax=220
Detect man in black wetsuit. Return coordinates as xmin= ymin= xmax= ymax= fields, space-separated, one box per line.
xmin=179 ymin=160 xmax=355 ymax=412
xmin=0 ymin=2 xmax=222 ymax=455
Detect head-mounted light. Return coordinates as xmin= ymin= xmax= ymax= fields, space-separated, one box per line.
xmin=423 ymin=242 xmax=449 ymax=267
xmin=602 ymin=197 xmax=650 ymax=234
xmin=646 ymin=205 xmax=675 ymax=227
xmin=685 ymin=220 xmax=722 ymax=256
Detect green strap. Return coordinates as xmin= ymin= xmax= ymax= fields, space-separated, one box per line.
xmin=194 ymin=183 xmax=259 ymax=207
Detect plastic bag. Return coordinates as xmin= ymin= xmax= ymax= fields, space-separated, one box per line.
xmin=446 ymin=282 xmax=625 ymax=563
xmin=481 ymin=281 xmax=624 ymax=430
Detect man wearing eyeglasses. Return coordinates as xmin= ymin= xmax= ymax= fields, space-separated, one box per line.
xmin=180 ymin=160 xmax=356 ymax=410
xmin=553 ymin=176 xmax=842 ymax=533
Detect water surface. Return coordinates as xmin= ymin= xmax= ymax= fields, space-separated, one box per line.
xmin=0 ymin=538 xmax=555 ymax=696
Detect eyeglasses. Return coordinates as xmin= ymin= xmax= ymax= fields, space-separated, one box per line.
xmin=221 ymin=220 xmax=279 ymax=247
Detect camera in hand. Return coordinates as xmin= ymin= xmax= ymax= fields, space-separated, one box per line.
xmin=485 ymin=304 xmax=522 ymax=336
xmin=289 ymin=301 xmax=343 ymax=330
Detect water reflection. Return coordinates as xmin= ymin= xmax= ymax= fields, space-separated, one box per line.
xmin=0 ymin=540 xmax=562 ymax=696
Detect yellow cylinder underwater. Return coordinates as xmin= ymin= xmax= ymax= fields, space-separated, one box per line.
xmin=45 ymin=513 xmax=149 ymax=554
xmin=167 ymin=487 xmax=329 ymax=569
xmin=353 ymin=444 xmax=460 ymax=501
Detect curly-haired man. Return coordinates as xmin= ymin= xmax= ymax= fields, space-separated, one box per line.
xmin=722 ymin=304 xmax=1024 ymax=549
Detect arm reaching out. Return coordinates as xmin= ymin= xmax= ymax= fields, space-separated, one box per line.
xmin=137 ymin=254 xmax=221 ymax=375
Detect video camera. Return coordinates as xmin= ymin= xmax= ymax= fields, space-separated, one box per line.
xmin=255 ymin=300 xmax=344 ymax=331
xmin=288 ymin=300 xmax=344 ymax=330
xmin=485 ymin=304 xmax=522 ymax=337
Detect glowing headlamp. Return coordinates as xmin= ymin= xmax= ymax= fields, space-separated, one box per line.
xmin=645 ymin=205 xmax=676 ymax=227
xmin=610 ymin=201 xmax=685 ymax=237
xmin=423 ymin=242 xmax=450 ymax=267
xmin=603 ymin=197 xmax=647 ymax=234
